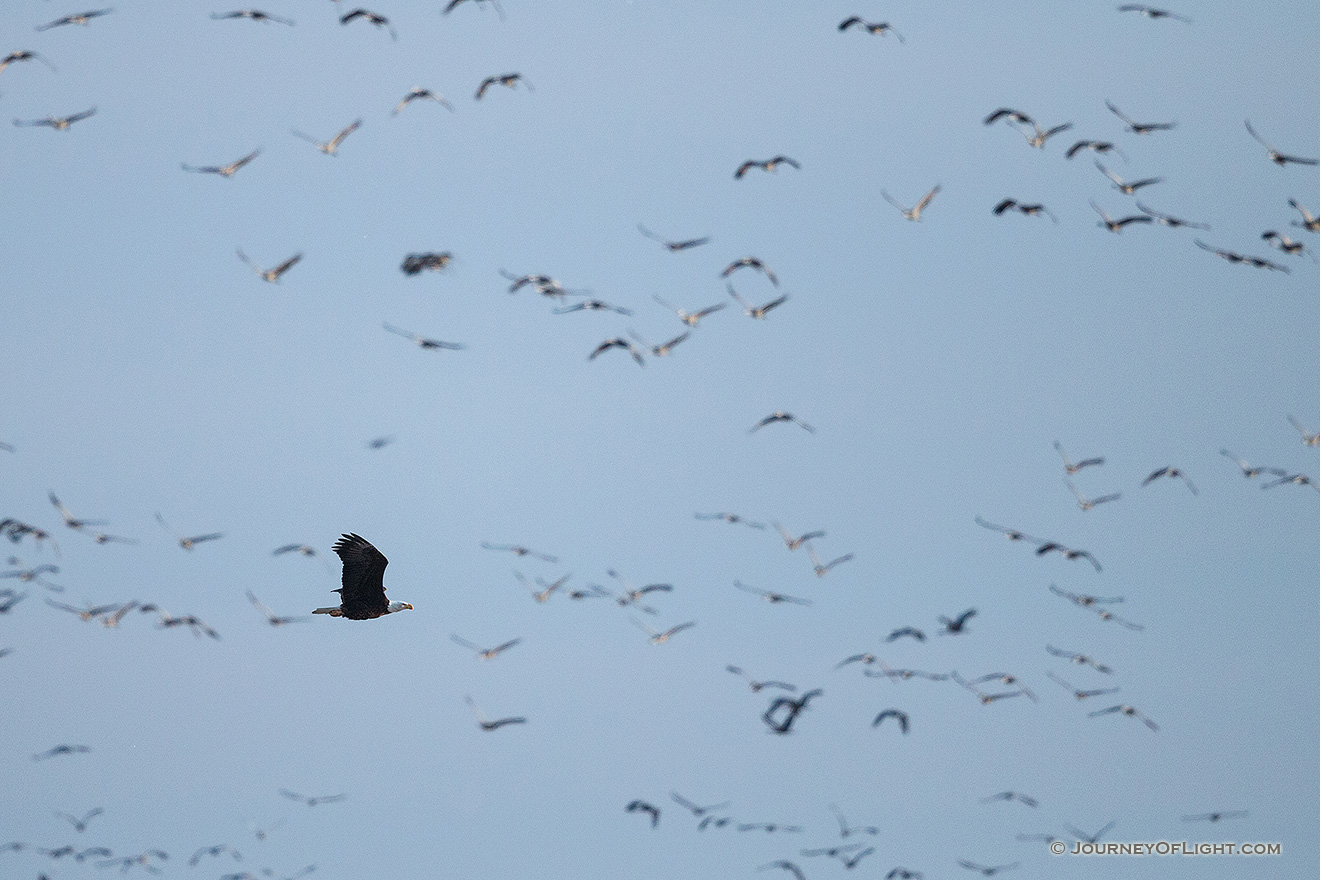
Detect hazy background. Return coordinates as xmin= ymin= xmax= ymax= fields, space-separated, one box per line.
xmin=2 ymin=1 xmax=1316 ymax=878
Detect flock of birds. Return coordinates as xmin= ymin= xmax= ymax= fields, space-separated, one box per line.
xmin=1 ymin=2 xmax=1304 ymax=879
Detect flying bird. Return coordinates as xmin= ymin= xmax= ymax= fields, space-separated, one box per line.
xmin=383 ymin=322 xmax=466 ymax=350
xmin=1134 ymin=200 xmax=1208 ymax=229
xmin=1219 ymin=449 xmax=1285 ymax=479
xmin=628 ymin=329 xmax=690 ymax=357
xmin=625 ymin=800 xmax=660 ymax=828
xmin=312 ymin=533 xmax=413 ymax=619
xmin=0 ymin=51 xmax=58 ymax=75
xmin=56 ymin=808 xmax=103 ymax=833
xmin=1194 ymin=239 xmax=1290 ymax=272
xmin=35 ymin=9 xmax=113 ymax=31
xmin=938 ymin=608 xmax=976 ymax=634
xmin=721 ymin=256 xmax=779 ymax=286
xmin=831 ymin=804 xmax=880 ymax=837
xmin=807 ymin=544 xmax=854 ymax=577
xmin=237 ymin=249 xmax=302 ymax=282
xmin=727 ymin=664 xmax=796 ymax=692
xmin=762 ymin=689 xmax=822 ymax=734
xmin=188 ymin=844 xmax=242 ymax=867
xmin=670 ymin=792 xmax=731 ymax=817
xmin=992 ymin=199 xmax=1056 ymax=222
xmin=750 ymin=412 xmax=813 ymax=433
xmin=1020 ymin=120 xmax=1073 ymax=149
xmin=1046 ymin=671 xmax=1120 ymax=700
xmin=983 ymin=108 xmax=1034 ymax=127
xmin=1262 ymin=231 xmax=1316 ymax=260
xmin=280 ymin=790 xmax=346 ymax=807
xmin=757 ymin=861 xmax=806 ymax=880
xmin=1142 ymin=465 xmax=1198 ymax=495
xmin=1054 ymin=441 xmax=1104 ymax=474
xmin=1118 ymin=5 xmax=1191 ymax=22
xmin=1105 ymin=100 xmax=1175 ymax=134
xmin=1182 ymin=811 xmax=1248 ymax=822
xmin=1092 ymin=201 xmax=1153 ymax=232
xmin=392 ymin=87 xmax=454 ymax=115
xmin=401 ymin=253 xmax=453 ymax=275
xmin=882 ymin=184 xmax=940 ymax=221
xmin=13 ymin=107 xmax=96 ymax=130
xmin=1096 ymin=161 xmax=1163 ymax=194
xmin=957 ymin=861 xmax=1020 ymax=876
xmin=588 ymin=337 xmax=645 ymax=367
xmin=735 ymin=156 xmax=800 ymax=179
xmin=553 ymin=299 xmax=633 ymax=315
xmin=480 ymin=542 xmax=557 ymax=562
xmin=33 ymin=744 xmax=91 ymax=760
xmin=980 ymin=792 xmax=1038 ymax=808
xmin=773 ymin=521 xmax=824 ymax=550
xmin=475 ymin=72 xmax=531 ymax=100
xmin=838 ymin=18 xmax=904 ymax=41
xmin=632 ymin=618 xmax=695 ymax=644
xmin=49 ymin=492 xmax=107 ymax=531
xmin=1244 ymin=120 xmax=1318 ymax=166
xmin=339 ymin=8 xmax=396 ymax=39
xmin=1089 ymin=704 xmax=1159 ymax=730
xmin=871 ymin=708 xmax=909 ymax=733
xmin=464 ymin=695 xmax=526 ymax=730
xmin=637 ymin=225 xmax=709 ymax=251
xmin=1048 ymin=584 xmax=1124 ymax=607
xmin=973 ymin=516 xmax=1043 ymax=543
xmin=652 ymin=294 xmax=726 ymax=327
xmin=210 ymin=10 xmax=295 ymax=25
xmin=155 ymin=512 xmax=224 ymax=549
xmin=247 ymin=591 xmax=308 ymax=626
xmin=885 ymin=627 xmax=925 ymax=642
xmin=443 ymin=0 xmax=505 ymax=19
xmin=1046 ymin=645 xmax=1113 ymax=674
xmin=181 ymin=149 xmax=261 ymax=177
xmin=1065 ymin=140 xmax=1127 ymax=161
xmin=291 ymin=119 xmax=361 ymax=155
xmin=1289 ymin=198 xmax=1320 ymax=232
xmin=728 ymin=285 xmax=789 ymax=319
xmin=1066 ymin=820 xmax=1118 ymax=844
xmin=734 ymin=580 xmax=811 ymax=605
xmin=1066 ymin=479 xmax=1121 ymax=511
xmin=450 ymin=634 xmax=521 ymax=659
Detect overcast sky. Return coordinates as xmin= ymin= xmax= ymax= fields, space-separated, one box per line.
xmin=2 ymin=1 xmax=1316 ymax=878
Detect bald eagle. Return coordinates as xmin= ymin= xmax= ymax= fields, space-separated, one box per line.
xmin=314 ymin=534 xmax=413 ymax=619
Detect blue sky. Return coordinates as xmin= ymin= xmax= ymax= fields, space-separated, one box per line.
xmin=2 ymin=1 xmax=1317 ymax=878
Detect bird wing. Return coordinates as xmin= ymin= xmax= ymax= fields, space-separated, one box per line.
xmin=760 ymin=293 xmax=790 ymax=314
xmin=332 ymin=533 xmax=390 ymax=616
xmin=271 ymin=254 xmax=302 ymax=277
xmin=1243 ymin=119 xmax=1274 ymax=152
xmin=915 ymin=185 xmax=940 ymax=212
xmin=1105 ymin=101 xmax=1135 ymax=126
xmin=329 ymin=120 xmax=362 ymax=149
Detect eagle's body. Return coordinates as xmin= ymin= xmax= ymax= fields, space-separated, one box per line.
xmin=314 ymin=533 xmax=413 ymax=619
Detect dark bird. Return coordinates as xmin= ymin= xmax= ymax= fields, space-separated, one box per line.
xmin=980 ymin=792 xmax=1038 ymax=808
xmin=500 ymin=270 xmax=580 ymax=297
xmin=735 ymin=156 xmax=800 ymax=179
xmin=1219 ymin=449 xmax=1285 ymax=479
xmin=383 ymin=322 xmax=466 ymax=350
xmin=465 ymin=695 xmax=526 ymax=730
xmin=1182 ymin=811 xmax=1248 ymax=822
xmin=339 ymin=8 xmax=396 ymax=39
xmin=885 ymin=869 xmax=923 ymax=879
xmin=728 ymin=285 xmax=789 ymax=319
xmin=1046 ymin=645 xmax=1113 ymax=674
xmin=757 ymin=861 xmax=805 ymax=880
xmin=1036 ymin=541 xmax=1103 ymax=571
xmin=588 ymin=337 xmax=645 ymax=367
xmin=871 ymin=708 xmax=909 ymax=733
xmin=727 ymin=665 xmax=796 ymax=692
xmin=1289 ymin=198 xmax=1320 ymax=232
xmin=400 ymin=253 xmax=452 ymax=275
xmin=35 ymin=9 xmax=113 ymax=31
xmin=1066 ymin=820 xmax=1117 ymax=844
xmin=973 ymin=516 xmax=1042 ymax=543
xmin=721 ymin=256 xmax=779 ymax=286
xmin=188 ymin=844 xmax=241 ymax=867
xmin=628 ymin=329 xmax=690 ymax=357
xmin=1134 ymin=200 xmax=1209 ymax=229
xmin=750 ymin=412 xmax=813 ymax=433
xmin=181 ymin=148 xmax=261 ymax=177
xmin=1065 ymin=140 xmax=1127 ymax=161
xmin=480 ymin=542 xmax=558 ymax=563
xmin=56 ymin=808 xmax=103 ymax=832
xmin=1245 ymin=120 xmax=1318 ymax=166
xmin=1260 ymin=472 xmax=1320 ymax=493
xmin=392 ymin=87 xmax=454 ymax=115
xmin=366 ymin=435 xmax=395 ymax=450
xmin=882 ymin=184 xmax=940 ymax=221
xmin=0 ymin=51 xmax=58 ymax=75
xmin=1092 ymin=200 xmax=1153 ymax=232
xmin=1066 ymin=479 xmax=1121 ymax=511
xmin=155 ymin=512 xmax=223 ymax=549
xmin=637 ymin=225 xmax=709 ymax=251
xmin=1092 ymin=606 xmax=1145 ymax=630
xmin=957 ymin=861 xmax=1019 ymax=876
xmin=312 ymin=533 xmax=413 ymax=619
xmin=1262 ymin=231 xmax=1316 ymax=260
xmin=247 ymin=591 xmax=308 ymax=626
xmin=280 ymin=790 xmax=346 ymax=807
xmin=13 ymin=107 xmax=96 ymax=130
xmin=1194 ymin=239 xmax=1290 ymax=272
xmin=1054 ymin=441 xmax=1104 ymax=474
xmin=992 ymin=199 xmax=1057 ymax=222
xmin=0 ymin=589 xmax=27 ymax=613
xmin=1096 ymin=161 xmax=1163 ymax=194
xmin=838 ymin=18 xmax=904 ymax=41
xmin=1118 ymin=5 xmax=1191 ymax=22
xmin=553 ymin=299 xmax=633 ymax=316
xmin=735 ymin=580 xmax=811 ymax=605
xmin=33 ymin=744 xmax=91 ymax=760
xmin=475 ymin=72 xmax=531 ymax=100
xmin=237 ymin=249 xmax=302 ymax=283
xmin=1142 ymin=466 xmax=1198 ymax=495
xmin=831 ymin=804 xmax=880 ymax=837
xmin=98 ymin=851 xmax=170 ymax=874
xmin=625 ymin=800 xmax=660 ymax=828
xmin=292 ymin=119 xmax=361 ymax=155
xmin=670 ymin=792 xmax=731 ymax=817
xmin=762 ymin=689 xmax=822 ymax=734
xmin=938 ymin=608 xmax=976 ymax=634
xmin=1048 ymin=584 xmax=1124 ymax=607
xmin=741 ymin=822 xmax=805 ymax=833
xmin=450 ymin=634 xmax=521 ymax=659
xmin=984 ymin=108 xmax=1035 ymax=127
xmin=807 ymin=544 xmax=853 ymax=577
xmin=652 ymin=294 xmax=726 ymax=327
xmin=801 ymin=843 xmax=867 ymax=859
xmin=1105 ymin=100 xmax=1175 ymax=134
xmin=211 ymin=10 xmax=295 ymax=25
xmin=885 ymin=627 xmax=925 ymax=642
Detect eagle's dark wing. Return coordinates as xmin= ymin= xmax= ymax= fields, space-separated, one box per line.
xmin=333 ymin=533 xmax=389 ymax=617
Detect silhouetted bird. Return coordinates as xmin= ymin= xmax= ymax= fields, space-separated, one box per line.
xmin=312 ymin=533 xmax=413 ymax=619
